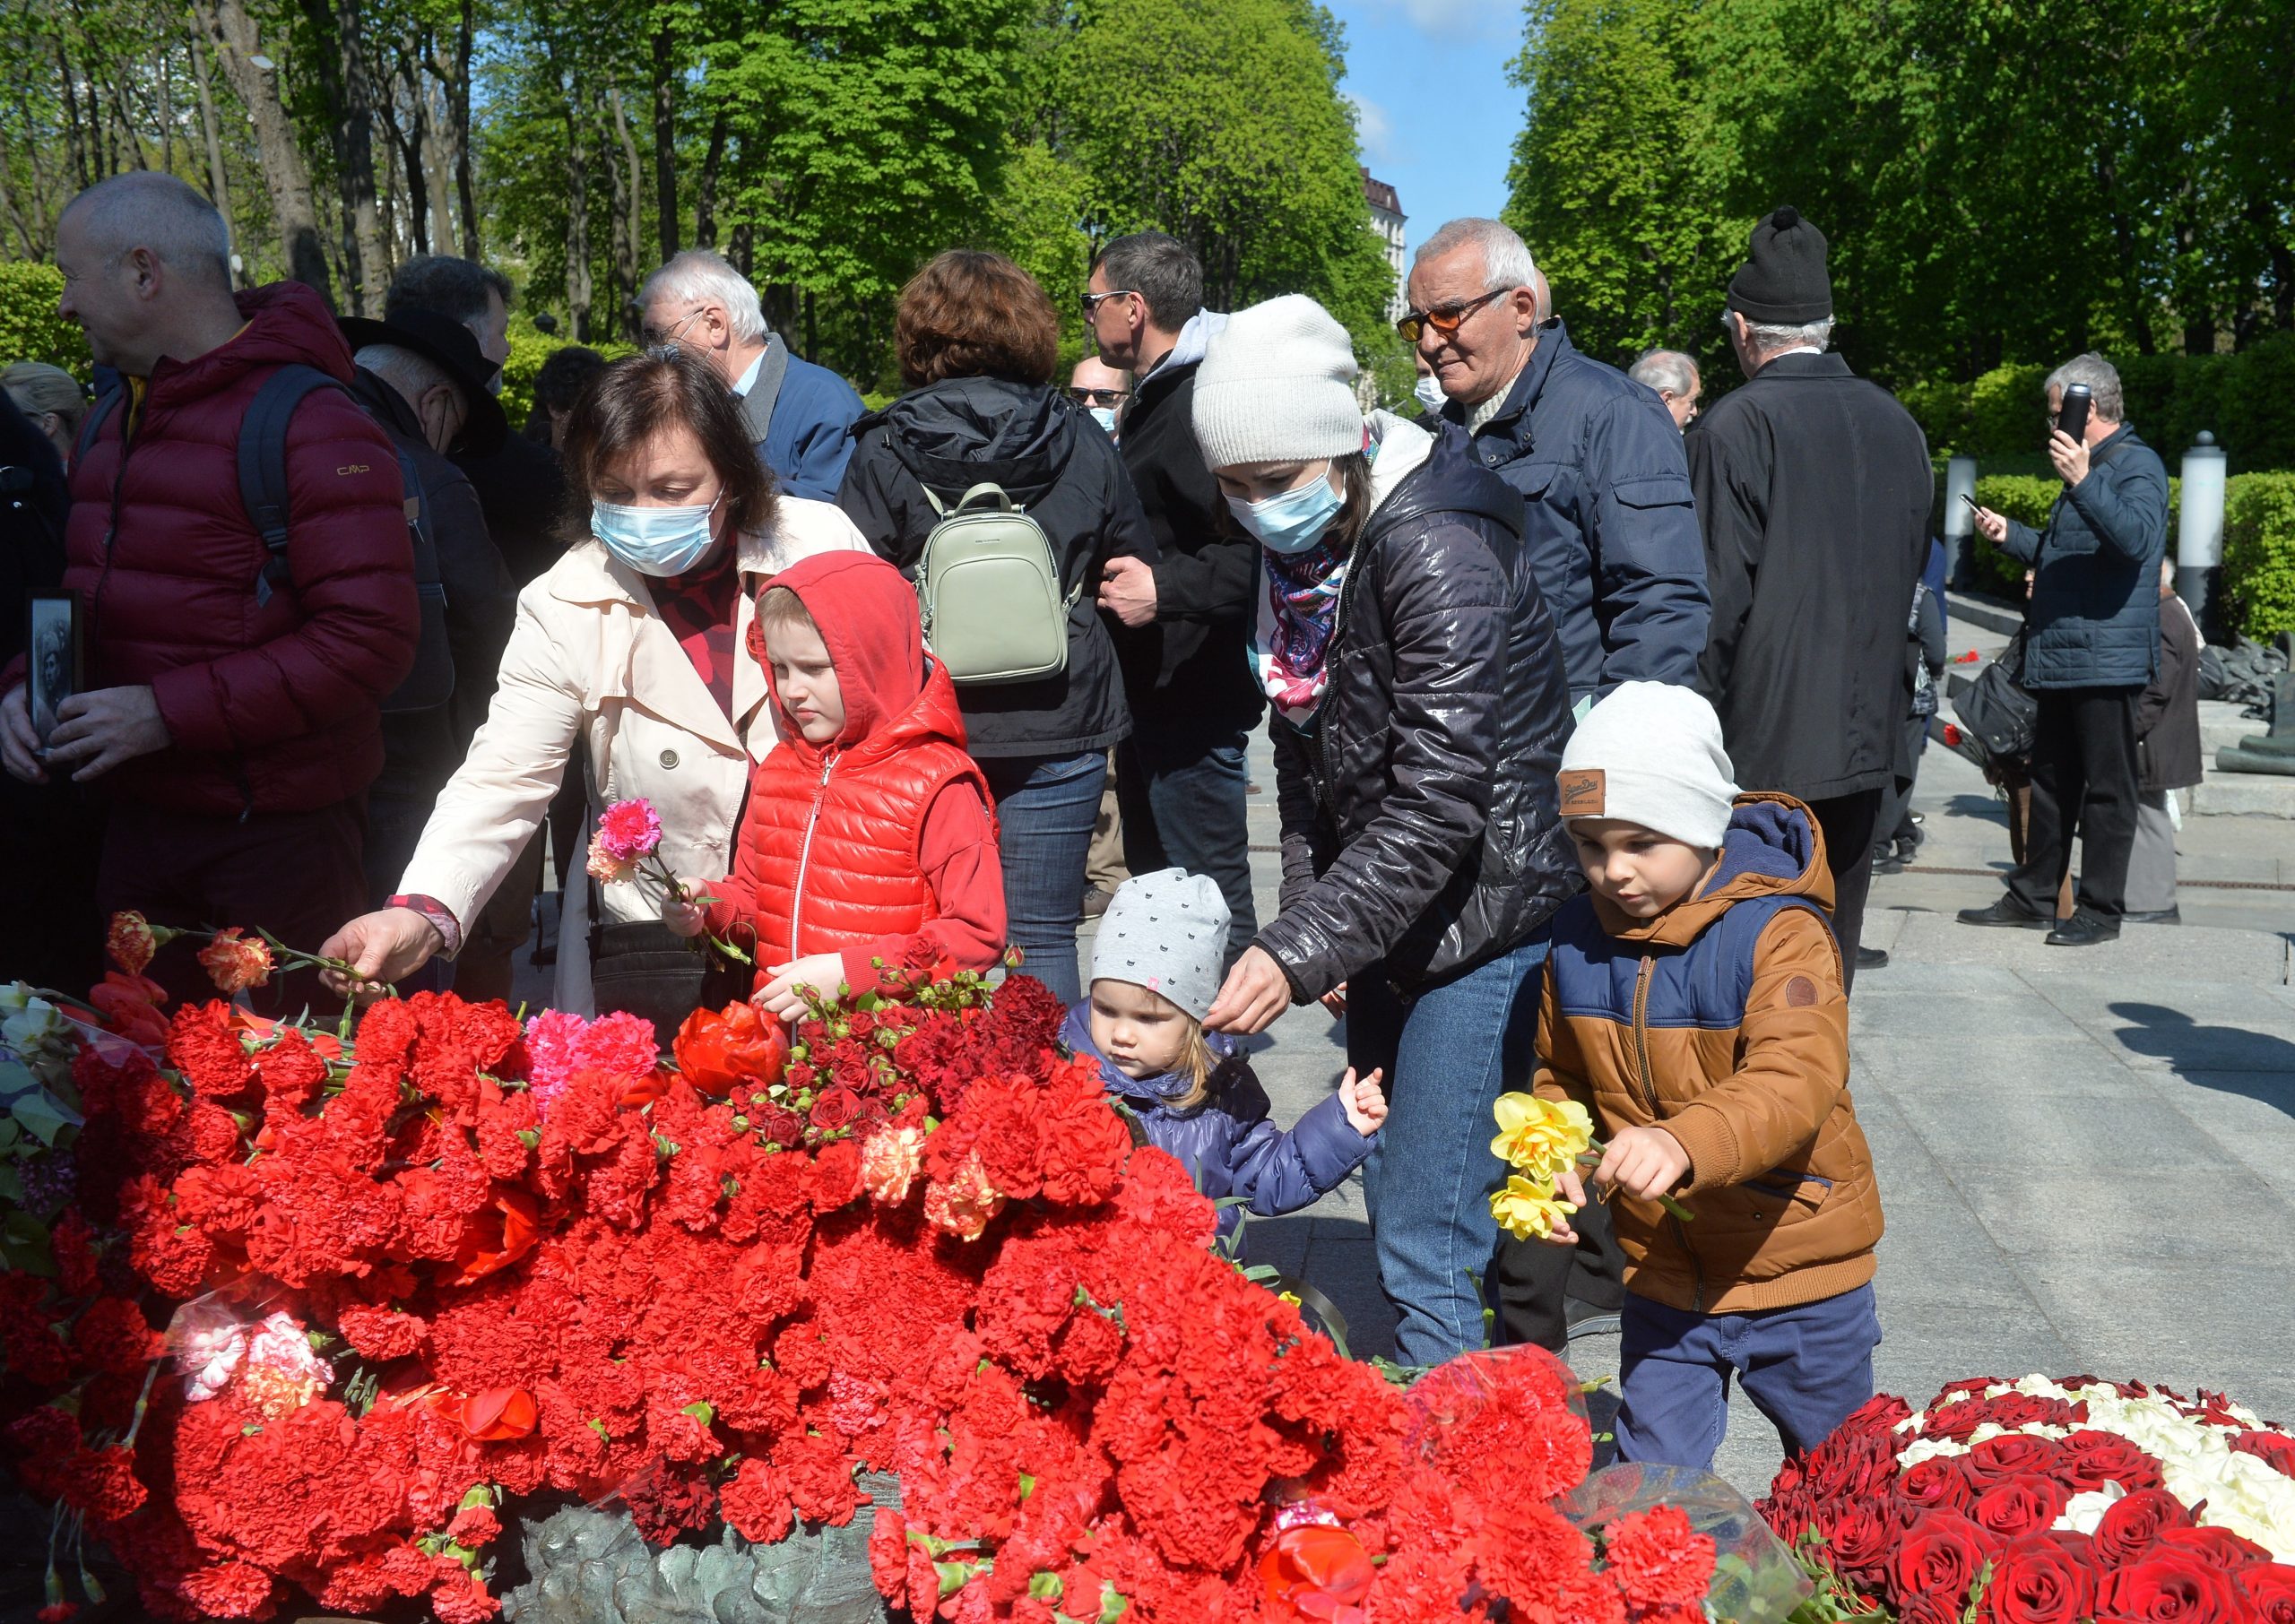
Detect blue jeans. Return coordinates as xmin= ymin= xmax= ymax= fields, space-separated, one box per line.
xmin=1615 ymin=1283 xmax=1882 ymax=1469
xmin=1349 ymin=931 xmax=1549 ymax=1367
xmin=1115 ymin=728 xmax=1258 ymax=966
xmin=980 ymin=749 xmax=1107 ymax=1005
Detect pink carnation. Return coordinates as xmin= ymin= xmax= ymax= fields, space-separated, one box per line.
xmin=594 ymin=799 xmax=663 ymax=864
xmin=524 ymin=1009 xmax=660 ymax=1116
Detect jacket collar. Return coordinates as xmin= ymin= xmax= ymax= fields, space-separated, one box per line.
xmin=548 ymin=530 xmax=789 ymax=755
xmin=1748 ymin=350 xmax=1854 ymax=383
xmin=1059 ymin=1003 xmax=1238 ymax=1107
xmin=1448 ymin=316 xmax=1574 ymax=447
xmin=1591 ymin=792 xmax=1835 ymax=945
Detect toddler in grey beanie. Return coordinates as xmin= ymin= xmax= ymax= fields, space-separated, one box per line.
xmin=1091 ymin=867 xmax=1228 ymax=1022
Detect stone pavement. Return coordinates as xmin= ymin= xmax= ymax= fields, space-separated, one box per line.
xmin=1163 ymin=713 xmax=2295 ymax=1503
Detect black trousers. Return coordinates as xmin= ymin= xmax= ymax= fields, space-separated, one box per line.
xmin=1806 ymin=788 xmax=1882 ymax=992
xmin=1493 ymin=1189 xmax=1628 ymax=1352
xmin=2008 ymin=686 xmax=2142 ymax=924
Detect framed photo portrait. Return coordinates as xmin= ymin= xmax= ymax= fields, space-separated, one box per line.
xmin=25 ymin=591 xmax=80 ymax=750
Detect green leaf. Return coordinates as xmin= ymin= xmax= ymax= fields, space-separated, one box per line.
xmin=1030 ymin=1572 xmax=1063 ymax=1602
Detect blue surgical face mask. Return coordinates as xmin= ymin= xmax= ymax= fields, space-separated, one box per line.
xmin=1089 ymin=405 xmax=1119 ymax=436
xmin=591 ymin=496 xmax=723 ymax=577
xmin=1413 ymin=374 xmax=1447 ymax=414
xmin=1227 ymin=465 xmax=1345 ymax=556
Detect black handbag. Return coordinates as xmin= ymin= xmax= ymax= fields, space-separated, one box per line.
xmin=586 ymin=918 xmax=748 ymax=1039
xmin=1952 ymin=633 xmax=2039 ymax=763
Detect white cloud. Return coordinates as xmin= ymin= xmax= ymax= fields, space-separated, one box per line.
xmin=1347 ymin=91 xmax=1399 ymax=167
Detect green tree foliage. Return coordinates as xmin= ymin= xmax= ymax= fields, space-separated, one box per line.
xmin=0 ymin=263 xmax=84 ymax=377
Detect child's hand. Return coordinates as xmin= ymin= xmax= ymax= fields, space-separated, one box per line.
xmin=1541 ymin=1166 xmax=1590 ymax=1246
xmin=754 ymin=953 xmax=848 ymax=1022
xmin=1593 ymin=1125 xmax=1692 ymax=1202
xmin=663 ymin=881 xmax=711 ymax=938
xmin=1338 ymin=1067 xmax=1386 ymax=1136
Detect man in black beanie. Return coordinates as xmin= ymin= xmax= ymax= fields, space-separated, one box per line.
xmin=1687 ymin=207 xmax=1934 ymax=988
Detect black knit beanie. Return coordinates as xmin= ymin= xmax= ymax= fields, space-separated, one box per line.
xmin=1726 ymin=206 xmax=1832 ymax=324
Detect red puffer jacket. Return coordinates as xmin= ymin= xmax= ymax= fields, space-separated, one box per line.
xmin=65 ymin=281 xmax=419 ymax=816
xmin=706 ymin=551 xmax=1002 ymax=981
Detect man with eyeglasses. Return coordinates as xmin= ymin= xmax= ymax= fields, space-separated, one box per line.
xmin=637 ymin=248 xmax=865 ymax=501
xmin=1406 ymin=218 xmax=1708 ymax=710
xmin=1081 ymin=231 xmax=1260 ymax=969
xmin=1069 ymin=355 xmax=1131 ymax=438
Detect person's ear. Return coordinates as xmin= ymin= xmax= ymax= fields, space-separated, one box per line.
xmin=1511 ymin=285 xmax=1538 ymax=333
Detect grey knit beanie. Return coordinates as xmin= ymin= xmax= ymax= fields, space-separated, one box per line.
xmin=1090 ymin=868 xmax=1230 ymax=1023
xmin=1191 ymin=294 xmax=1364 ymax=471
xmin=1558 ymin=681 xmax=1739 ymax=850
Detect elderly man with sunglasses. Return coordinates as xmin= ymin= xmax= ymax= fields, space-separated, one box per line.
xmin=1406 ymin=218 xmax=1708 ymax=710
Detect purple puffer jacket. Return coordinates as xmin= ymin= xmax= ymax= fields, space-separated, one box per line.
xmin=1061 ymin=1005 xmax=1372 ymax=1239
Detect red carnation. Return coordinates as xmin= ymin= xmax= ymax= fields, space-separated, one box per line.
xmin=774 ymin=1430 xmax=864 ymax=1525
xmin=810 ymin=1139 xmax=863 ymax=1209
xmin=178 ymin=1560 xmax=277 ymax=1619
xmin=2091 ymin=1488 xmax=2195 ymax=1567
xmin=2097 ymin=1549 xmax=2242 ymax=1624
xmin=721 ymin=1457 xmax=795 ymax=1544
xmin=166 ymin=1003 xmax=253 ymax=1098
xmin=61 ymin=1444 xmax=146 ymax=1522
xmin=71 ymin=1296 xmax=163 ymax=1378
xmin=447 ymin=1505 xmax=503 ymax=1548
xmin=430 ymin=1571 xmax=502 ymax=1624
xmin=1605 ymin=1504 xmax=1717 ymax=1613
xmin=1983 ymin=1533 xmax=2097 ymax=1624
xmin=196 ymin=928 xmax=274 ymax=995
xmin=337 ymin=1303 xmax=428 ymax=1361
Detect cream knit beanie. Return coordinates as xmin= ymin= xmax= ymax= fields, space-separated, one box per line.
xmin=1191 ymin=294 xmax=1364 ymax=471
xmin=1557 ymin=682 xmax=1740 ymax=850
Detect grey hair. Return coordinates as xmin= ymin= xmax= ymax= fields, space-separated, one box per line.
xmin=60 ymin=172 xmax=232 ymax=289
xmin=640 ymin=249 xmax=767 ymax=343
xmin=1740 ymin=315 xmax=1834 ymax=355
xmin=355 ymin=342 xmax=456 ymax=404
xmin=2045 ymin=351 xmax=2124 ymax=421
xmin=1629 ymin=349 xmax=1699 ymax=397
xmin=2 ymin=362 xmax=88 ymax=427
xmin=1414 ymin=217 xmax=1537 ymax=296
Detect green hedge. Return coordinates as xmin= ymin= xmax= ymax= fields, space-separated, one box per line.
xmin=0 ymin=263 xmax=89 ymax=380
xmin=498 ymin=316 xmax=637 ymax=431
xmin=1905 ymin=333 xmax=2295 ymax=473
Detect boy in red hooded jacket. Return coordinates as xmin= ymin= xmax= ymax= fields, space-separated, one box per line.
xmin=666 ymin=550 xmax=1006 ymax=1017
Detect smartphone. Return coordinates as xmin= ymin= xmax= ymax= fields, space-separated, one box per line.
xmin=2057 ymin=382 xmax=2091 ymax=441
xmin=1958 ymin=492 xmax=1982 ymax=514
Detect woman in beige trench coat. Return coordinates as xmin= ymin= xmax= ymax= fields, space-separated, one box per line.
xmin=323 ymin=353 xmax=865 ymax=1022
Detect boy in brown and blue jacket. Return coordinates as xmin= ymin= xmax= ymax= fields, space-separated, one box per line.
xmin=1535 ymin=682 xmax=1885 ymax=1470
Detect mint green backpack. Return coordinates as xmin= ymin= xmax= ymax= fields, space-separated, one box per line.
xmin=914 ymin=482 xmax=1084 ymax=687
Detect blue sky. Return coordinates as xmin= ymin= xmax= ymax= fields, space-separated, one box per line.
xmin=1325 ymin=0 xmax=1526 ymax=259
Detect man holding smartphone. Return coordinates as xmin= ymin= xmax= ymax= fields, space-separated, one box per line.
xmin=1961 ymin=353 xmax=2169 ymax=946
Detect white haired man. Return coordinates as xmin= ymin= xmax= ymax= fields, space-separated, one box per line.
xmin=1407 ymin=218 xmax=1708 ymax=708
xmin=638 ymin=249 xmax=866 ymax=500
xmin=1628 ymin=349 xmax=1702 ymax=429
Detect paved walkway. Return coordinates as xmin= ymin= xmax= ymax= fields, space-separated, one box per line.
xmin=1205 ymin=714 xmax=2295 ymax=1499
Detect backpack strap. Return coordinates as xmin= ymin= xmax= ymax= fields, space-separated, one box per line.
xmin=237 ymin=363 xmax=352 ymax=609
xmin=76 ymin=384 xmax=124 ymax=462
xmin=916 ymin=481 xmax=1017 ymax=519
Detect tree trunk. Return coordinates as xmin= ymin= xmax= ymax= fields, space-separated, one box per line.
xmin=564 ymin=113 xmax=593 ymax=341
xmin=693 ymin=109 xmax=728 ymax=247
xmin=651 ymin=20 xmax=680 ymax=259
xmin=55 ymin=41 xmax=90 ymax=191
xmin=299 ymin=0 xmax=391 ymax=315
xmin=0 ymin=129 xmax=30 ymax=259
xmin=451 ymin=0 xmax=478 ymax=256
xmin=186 ymin=29 xmax=239 ymax=281
xmin=381 ymin=58 xmax=429 ymax=256
xmin=606 ymin=83 xmax=644 ymax=339
xmin=728 ymin=221 xmax=753 ymax=278
xmin=198 ymin=0 xmax=333 ymax=304
xmin=155 ymin=48 xmax=178 ymax=178
xmin=420 ymin=74 xmax=458 ymax=259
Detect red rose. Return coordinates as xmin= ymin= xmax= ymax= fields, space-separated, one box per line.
xmin=2150 ymin=1526 xmax=2271 ymax=1572
xmin=2097 ymin=1549 xmax=2241 ymax=1624
xmin=1888 ymin=1512 xmax=1994 ymax=1614
xmin=2063 ymin=1430 xmax=2165 ymax=1492
xmin=2239 ymin=1563 xmax=2295 ymax=1624
xmin=1982 ymin=1533 xmax=2097 ymax=1624
xmin=2091 ymin=1489 xmax=2195 ymax=1567
xmin=810 ymin=1086 xmax=862 ymax=1131
xmin=1901 ymin=1456 xmax=1978 ymax=1514
xmin=2230 ymin=1431 xmax=2295 ymax=1479
xmin=1816 ymin=1499 xmax=1903 ymax=1587
xmin=1970 ymin=1478 xmax=2070 ymax=1542
xmin=1963 ymin=1433 xmax=2067 ymax=1490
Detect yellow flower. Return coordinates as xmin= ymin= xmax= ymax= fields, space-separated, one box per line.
xmin=1490 ymin=1092 xmax=1593 ymax=1177
xmin=1491 ymin=1174 xmax=1579 ymax=1242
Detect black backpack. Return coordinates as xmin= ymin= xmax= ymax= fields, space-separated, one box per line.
xmin=78 ymin=365 xmax=453 ymax=713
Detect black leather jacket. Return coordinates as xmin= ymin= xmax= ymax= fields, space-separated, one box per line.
xmin=1257 ymin=424 xmax=1579 ymax=1000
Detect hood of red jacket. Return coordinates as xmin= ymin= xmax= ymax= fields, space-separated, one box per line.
xmin=145 ymin=281 xmax=357 ymax=410
xmin=758 ymin=550 xmax=969 ymax=760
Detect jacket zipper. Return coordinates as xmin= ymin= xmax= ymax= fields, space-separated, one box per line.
xmin=787 ymin=752 xmax=836 ymax=955
xmin=1306 ymin=534 xmax=1370 ymax=820
xmin=1629 ymin=952 xmax=1706 ymax=1311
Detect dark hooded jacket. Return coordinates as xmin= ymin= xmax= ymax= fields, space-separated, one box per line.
xmin=836 ymin=376 xmax=1157 ymax=759
xmin=1061 ymin=1004 xmax=1368 ymax=1240
xmin=1995 ymin=424 xmax=2169 ymax=690
xmin=1256 ymin=418 xmax=1579 ymax=1000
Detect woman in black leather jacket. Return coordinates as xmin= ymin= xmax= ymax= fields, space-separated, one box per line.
xmin=1196 ymin=295 xmax=1577 ymax=1367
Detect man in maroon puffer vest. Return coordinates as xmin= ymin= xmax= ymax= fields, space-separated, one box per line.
xmin=0 ymin=173 xmax=419 ymax=1009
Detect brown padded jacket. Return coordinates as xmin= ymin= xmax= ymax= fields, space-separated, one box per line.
xmin=1533 ymin=792 xmax=1884 ymax=1312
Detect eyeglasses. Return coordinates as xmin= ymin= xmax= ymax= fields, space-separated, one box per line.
xmin=1081 ymin=289 xmax=1139 ymax=318
xmin=1069 ymin=385 xmax=1130 ymax=408
xmin=640 ymin=306 xmax=705 ymax=349
xmin=1395 ymin=286 xmax=1513 ymax=344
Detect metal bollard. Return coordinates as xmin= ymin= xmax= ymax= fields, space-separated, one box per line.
xmin=1944 ymin=454 xmax=1978 ymax=588
xmin=2178 ymin=431 xmax=2227 ymax=637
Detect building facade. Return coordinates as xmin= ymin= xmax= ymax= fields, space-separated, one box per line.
xmin=1363 ymin=169 xmax=1407 ymax=324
